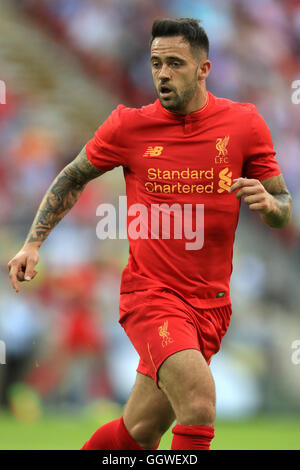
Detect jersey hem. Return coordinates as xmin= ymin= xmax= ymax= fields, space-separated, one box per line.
xmin=120 ymin=287 xmax=231 ymax=309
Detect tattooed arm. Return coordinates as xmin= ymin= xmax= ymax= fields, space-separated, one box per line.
xmin=259 ymin=174 xmax=292 ymax=228
xmin=8 ymin=147 xmax=103 ymax=291
xmin=229 ymin=174 xmax=292 ymax=229
xmin=25 ymin=146 xmax=103 ymax=246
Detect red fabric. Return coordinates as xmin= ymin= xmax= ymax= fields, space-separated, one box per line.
xmin=81 ymin=417 xmax=160 ymax=450
xmin=171 ymin=424 xmax=215 ymax=450
xmin=119 ymin=288 xmax=232 ymax=384
xmin=86 ymin=92 xmax=281 ymax=309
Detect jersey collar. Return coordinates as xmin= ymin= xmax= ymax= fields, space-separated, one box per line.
xmin=156 ymin=91 xmax=213 ymax=121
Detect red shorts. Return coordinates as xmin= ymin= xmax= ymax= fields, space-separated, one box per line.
xmin=119 ymin=288 xmax=232 ymax=385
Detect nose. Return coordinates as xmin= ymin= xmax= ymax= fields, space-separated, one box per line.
xmin=158 ymin=63 xmax=171 ymax=80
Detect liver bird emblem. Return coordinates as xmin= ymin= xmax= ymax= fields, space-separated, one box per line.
xmin=158 ymin=321 xmax=174 ymax=348
xmin=216 ymin=136 xmax=230 ymax=156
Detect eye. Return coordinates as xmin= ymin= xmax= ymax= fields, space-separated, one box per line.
xmin=152 ymin=62 xmax=160 ymax=69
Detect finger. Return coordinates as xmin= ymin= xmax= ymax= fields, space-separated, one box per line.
xmin=235 ymin=185 xmax=264 ymax=200
xmin=233 ymin=178 xmax=259 ymax=185
xmin=18 ymin=269 xmax=38 ymax=283
xmin=24 ymin=258 xmax=38 ymax=281
xmin=8 ymin=264 xmax=20 ymax=292
xmin=17 ymin=271 xmax=26 ymax=282
xmin=228 ymin=178 xmax=248 ymax=193
xmin=249 ymin=203 xmax=265 ymax=211
xmin=243 ymin=194 xmax=265 ymax=205
xmin=229 ymin=178 xmax=259 ymax=193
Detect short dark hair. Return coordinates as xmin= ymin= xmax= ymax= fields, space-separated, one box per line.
xmin=150 ymin=18 xmax=209 ymax=58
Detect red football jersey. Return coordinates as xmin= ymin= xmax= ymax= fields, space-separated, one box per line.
xmin=86 ymin=92 xmax=281 ymax=308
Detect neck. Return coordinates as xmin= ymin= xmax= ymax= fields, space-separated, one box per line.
xmin=173 ymin=83 xmax=208 ymax=115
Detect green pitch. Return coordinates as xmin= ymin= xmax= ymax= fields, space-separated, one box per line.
xmin=0 ymin=409 xmax=300 ymax=450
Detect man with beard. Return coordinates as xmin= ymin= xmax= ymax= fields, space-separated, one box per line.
xmin=8 ymin=18 xmax=292 ymax=450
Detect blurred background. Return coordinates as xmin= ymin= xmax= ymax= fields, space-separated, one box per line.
xmin=0 ymin=0 xmax=300 ymax=449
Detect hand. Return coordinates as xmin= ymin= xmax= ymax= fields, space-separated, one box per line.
xmin=7 ymin=245 xmax=39 ymax=293
xmin=228 ymin=178 xmax=276 ymax=214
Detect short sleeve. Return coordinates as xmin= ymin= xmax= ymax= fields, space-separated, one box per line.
xmin=86 ymin=105 xmax=127 ymax=172
xmin=242 ymin=106 xmax=281 ymax=181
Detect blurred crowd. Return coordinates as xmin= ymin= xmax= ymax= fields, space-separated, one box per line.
xmin=20 ymin=0 xmax=300 ymax=234
xmin=0 ymin=0 xmax=300 ymax=419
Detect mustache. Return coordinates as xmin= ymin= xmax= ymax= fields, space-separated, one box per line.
xmin=158 ymin=82 xmax=176 ymax=93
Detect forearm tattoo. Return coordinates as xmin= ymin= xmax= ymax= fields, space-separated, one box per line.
xmin=261 ymin=174 xmax=292 ymax=228
xmin=25 ymin=147 xmax=103 ymax=246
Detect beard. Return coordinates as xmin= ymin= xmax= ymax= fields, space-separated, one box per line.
xmin=157 ymin=73 xmax=198 ymax=113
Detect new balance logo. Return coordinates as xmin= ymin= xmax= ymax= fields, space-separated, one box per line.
xmin=143 ymin=146 xmax=164 ymax=157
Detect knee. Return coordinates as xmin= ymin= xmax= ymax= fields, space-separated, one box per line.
xmin=177 ymin=395 xmax=216 ymax=427
xmin=128 ymin=418 xmax=170 ymax=449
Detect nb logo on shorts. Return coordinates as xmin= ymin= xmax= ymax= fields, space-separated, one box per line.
xmin=143 ymin=146 xmax=164 ymax=157
xmin=158 ymin=321 xmax=174 ymax=348
xmin=218 ymin=167 xmax=232 ymax=193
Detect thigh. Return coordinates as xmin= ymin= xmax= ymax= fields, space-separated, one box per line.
xmin=123 ymin=372 xmax=175 ymax=440
xmin=119 ymin=289 xmax=201 ymax=386
xmin=157 ymin=349 xmax=216 ymax=424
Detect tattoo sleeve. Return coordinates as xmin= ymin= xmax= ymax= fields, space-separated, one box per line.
xmin=260 ymin=174 xmax=292 ymax=228
xmin=25 ymin=147 xmax=104 ymax=247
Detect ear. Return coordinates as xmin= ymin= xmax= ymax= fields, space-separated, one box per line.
xmin=198 ymin=59 xmax=211 ymax=80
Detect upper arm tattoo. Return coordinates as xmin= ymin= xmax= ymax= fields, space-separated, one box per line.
xmin=64 ymin=146 xmax=104 ymax=185
xmin=24 ymin=146 xmax=104 ymax=245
